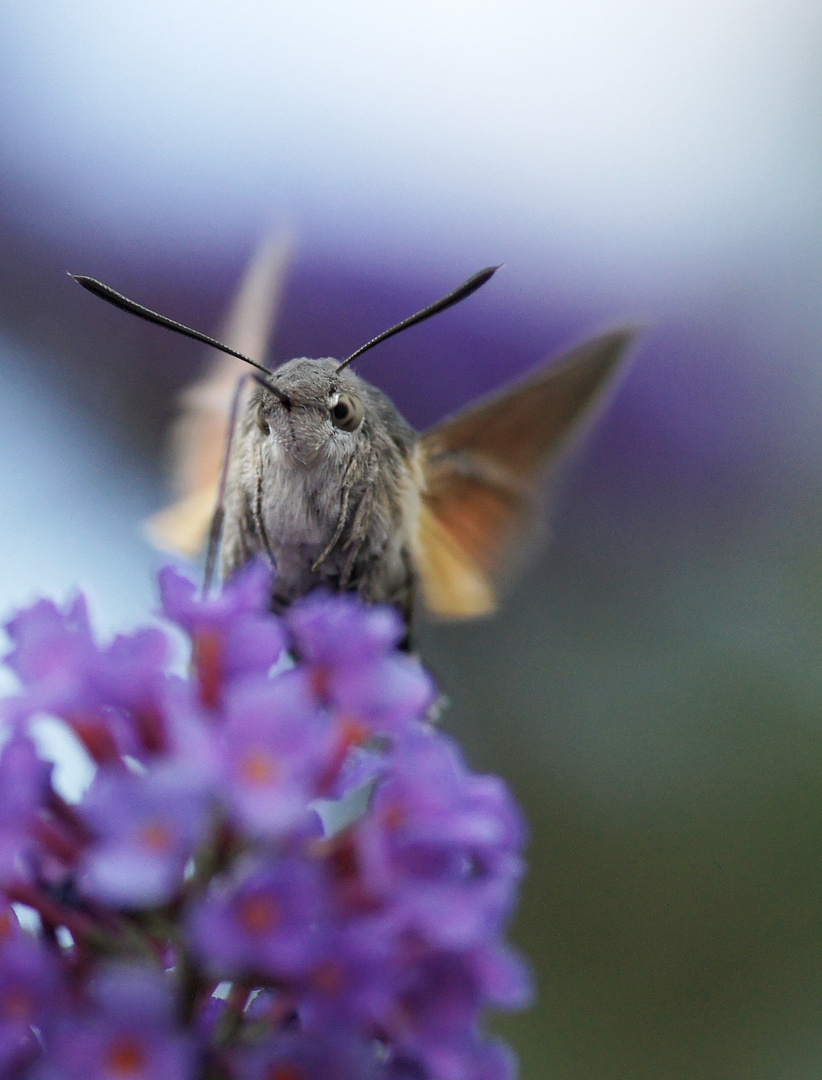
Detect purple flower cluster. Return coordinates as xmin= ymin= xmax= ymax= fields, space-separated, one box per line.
xmin=0 ymin=564 xmax=531 ymax=1079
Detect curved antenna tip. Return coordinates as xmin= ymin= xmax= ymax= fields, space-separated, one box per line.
xmin=69 ymin=272 xmax=291 ymax=402
xmin=338 ymin=263 xmax=501 ymax=371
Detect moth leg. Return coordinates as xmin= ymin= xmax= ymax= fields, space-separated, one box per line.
xmin=312 ymin=454 xmax=357 ymax=572
xmin=311 ymin=484 xmax=350 ymax=572
xmin=253 ymin=443 xmax=278 ymax=569
xmin=339 ymin=482 xmax=378 ymax=590
xmin=203 ymin=374 xmax=251 ymax=595
xmin=394 ymin=547 xmax=417 ymax=649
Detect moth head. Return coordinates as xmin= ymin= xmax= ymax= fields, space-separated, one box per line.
xmin=251 ymin=358 xmax=372 ymax=462
xmin=251 ymin=356 xmax=418 ymax=476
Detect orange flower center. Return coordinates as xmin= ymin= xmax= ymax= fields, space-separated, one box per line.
xmin=266 ymin=1066 xmax=303 ymax=1080
xmin=0 ymin=987 xmax=32 ymax=1021
xmin=240 ymin=748 xmax=279 ymax=786
xmin=238 ymin=894 xmax=280 ymax=934
xmin=105 ymin=1036 xmax=147 ymax=1076
xmin=138 ymin=820 xmax=173 ymax=852
xmin=338 ymin=717 xmax=368 ymax=751
xmin=383 ymin=803 xmax=406 ymax=830
xmin=313 ymin=961 xmax=343 ymax=995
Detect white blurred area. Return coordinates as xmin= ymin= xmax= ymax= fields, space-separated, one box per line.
xmin=0 ymin=0 xmax=819 ymax=298
xmin=0 ymin=335 xmax=159 ymax=660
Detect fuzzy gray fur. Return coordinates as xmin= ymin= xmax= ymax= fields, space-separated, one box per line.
xmin=220 ymin=357 xmax=419 ymax=622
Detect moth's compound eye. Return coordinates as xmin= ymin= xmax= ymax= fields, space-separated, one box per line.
xmin=330 ymin=392 xmax=363 ymax=432
xmin=256 ymin=403 xmax=270 ymax=435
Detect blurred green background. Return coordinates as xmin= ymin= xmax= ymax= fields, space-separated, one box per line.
xmin=1 ymin=2 xmax=822 ymax=1077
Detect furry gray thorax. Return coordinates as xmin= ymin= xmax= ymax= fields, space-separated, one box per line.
xmin=219 ymin=357 xmax=420 ymax=621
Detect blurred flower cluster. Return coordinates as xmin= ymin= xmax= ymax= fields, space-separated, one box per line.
xmin=0 ymin=563 xmax=531 ymax=1079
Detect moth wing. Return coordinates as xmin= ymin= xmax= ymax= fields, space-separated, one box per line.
xmin=145 ymin=232 xmax=292 ymax=556
xmin=416 ymin=327 xmax=636 ymax=618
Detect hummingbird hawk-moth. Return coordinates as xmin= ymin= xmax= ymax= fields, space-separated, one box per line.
xmin=72 ymin=248 xmax=634 ymax=628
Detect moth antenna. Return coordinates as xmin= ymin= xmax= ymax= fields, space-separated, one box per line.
xmin=337 ymin=265 xmax=501 ymax=372
xmin=70 ymin=273 xmax=291 ymax=406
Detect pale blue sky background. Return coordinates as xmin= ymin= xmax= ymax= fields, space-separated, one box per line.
xmin=0 ymin=0 xmax=819 ymax=293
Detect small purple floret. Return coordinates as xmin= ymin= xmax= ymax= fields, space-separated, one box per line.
xmin=44 ymin=964 xmax=195 ymax=1080
xmin=0 ymin=934 xmax=62 ymax=1075
xmin=220 ymin=676 xmax=334 ymax=838
xmin=188 ymin=857 xmax=327 ymax=978
xmin=159 ymin=562 xmax=285 ymax=702
xmin=78 ymin=765 xmax=211 ymax=908
xmin=289 ymin=592 xmax=436 ymax=736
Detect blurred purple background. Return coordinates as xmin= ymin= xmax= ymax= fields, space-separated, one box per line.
xmin=1 ymin=2 xmax=822 ymax=1077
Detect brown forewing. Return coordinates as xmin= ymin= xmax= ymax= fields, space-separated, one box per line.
xmin=145 ymin=233 xmax=291 ymax=556
xmin=416 ymin=328 xmax=636 ymax=618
